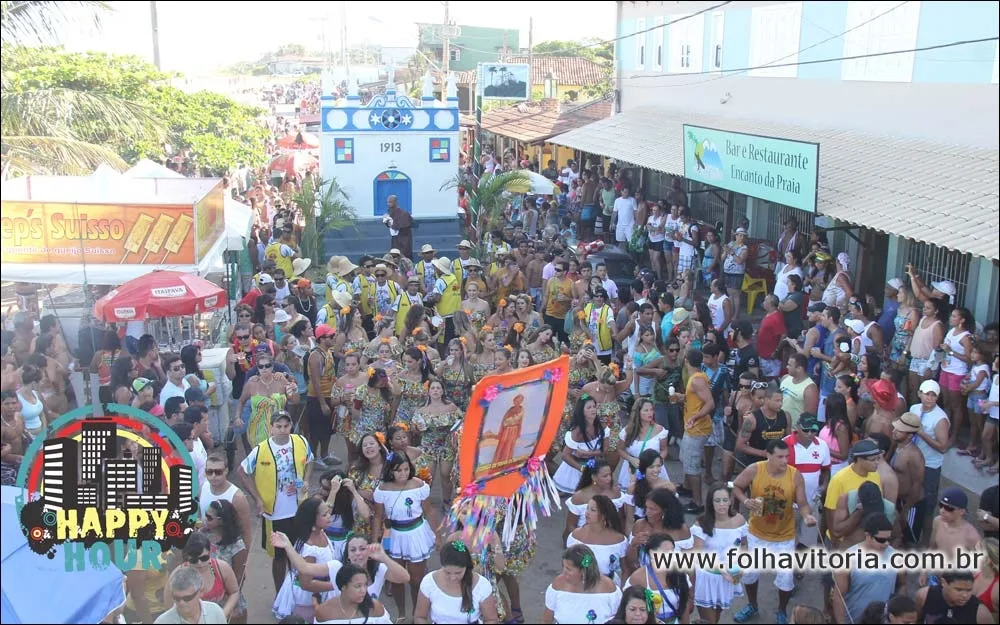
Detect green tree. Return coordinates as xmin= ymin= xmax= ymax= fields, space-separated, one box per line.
xmin=293 ymin=176 xmax=358 ymax=267
xmin=441 ymin=170 xmax=528 ymax=251
xmin=1 ymin=1 xmax=166 ymax=175
xmin=532 ymin=38 xmax=614 ymax=64
xmin=4 ymin=48 xmax=271 ymax=173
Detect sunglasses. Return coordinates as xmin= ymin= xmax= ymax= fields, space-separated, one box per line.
xmin=364 ymin=264 xmax=374 ymax=269
xmin=188 ymin=554 xmax=211 ymax=564
xmin=667 ymin=348 xmax=679 ymax=353
xmin=870 ymin=535 xmax=890 ymax=544
xmin=204 ymin=514 xmax=218 ymax=522
xmin=173 ymin=591 xmax=200 ymax=603
xmin=751 ymin=382 xmax=769 ymax=390
xmin=204 ymin=468 xmax=225 ymax=476
xmin=237 ymin=334 xmax=251 ymax=340
xmin=258 ymin=363 xmax=273 ymax=370
xmin=375 ymin=273 xmax=387 ymax=278
xmin=802 ymin=426 xmax=821 ymax=433
xmin=739 ymin=384 xmax=753 ymax=390
xmin=939 ymin=503 xmax=956 ymax=513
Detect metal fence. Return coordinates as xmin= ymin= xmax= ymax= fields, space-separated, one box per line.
xmin=902 ymin=240 xmax=973 ymax=311
xmin=759 ymin=200 xmax=816 ymax=247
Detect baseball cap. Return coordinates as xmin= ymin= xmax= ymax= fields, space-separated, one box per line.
xmin=887 ymin=278 xmax=904 ymax=290
xmin=844 ymin=319 xmax=865 ymax=334
xmin=856 ymin=481 xmax=884 ymax=516
xmin=850 ymin=439 xmax=881 ymax=458
xmin=148 ymin=403 xmax=165 ymax=417
xmin=735 ymin=227 xmax=747 ymax=234
xmin=930 ymin=280 xmax=956 ymax=304
xmin=807 ymin=301 xmax=827 ymax=313
xmin=315 ymin=325 xmax=336 ymax=339
xmin=132 ymin=377 xmax=153 ymax=394
xmin=796 ymin=413 xmax=820 ymax=432
xmin=297 ymin=278 xmax=312 ymax=289
xmin=919 ymin=379 xmax=941 ymax=395
xmin=939 ymin=487 xmax=968 ymax=510
xmin=892 ymin=412 xmax=922 ymax=433
xmin=271 ymin=410 xmax=293 ymax=425
xmin=258 ymin=273 xmax=275 ymax=285
xmin=869 ymin=379 xmax=899 ymax=411
xmin=184 ymin=387 xmax=207 ymax=404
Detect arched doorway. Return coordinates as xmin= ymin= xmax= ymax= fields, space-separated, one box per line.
xmin=373 ymin=170 xmax=412 ymax=217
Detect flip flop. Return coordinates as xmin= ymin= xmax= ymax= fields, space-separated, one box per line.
xmin=956 ymin=449 xmax=975 ymax=456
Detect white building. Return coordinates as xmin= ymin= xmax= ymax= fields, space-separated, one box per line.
xmin=319 ymin=70 xmax=461 ymax=220
xmin=551 ymin=1 xmax=999 ymax=322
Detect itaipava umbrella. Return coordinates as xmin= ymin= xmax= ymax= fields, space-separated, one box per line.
xmin=507 ymin=170 xmax=561 ymax=195
xmin=269 ymin=151 xmax=318 ymax=177
xmin=93 ymin=271 xmax=228 ymax=322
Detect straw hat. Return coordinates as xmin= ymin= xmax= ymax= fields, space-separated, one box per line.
xmin=432 ymin=256 xmax=454 ymax=275
xmin=330 ymin=291 xmax=353 ymax=308
xmin=326 ymin=255 xmax=345 ymax=273
xmin=380 ymin=255 xmax=399 ymax=268
xmin=292 ymin=257 xmax=312 ymax=276
xmin=420 ymin=244 xmax=436 ymax=254
xmin=456 ymin=240 xmax=473 ymax=249
xmin=672 ymin=307 xmax=690 ymax=325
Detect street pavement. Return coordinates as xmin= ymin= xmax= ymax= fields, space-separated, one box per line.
xmin=238 ymin=434 xmax=828 ymax=624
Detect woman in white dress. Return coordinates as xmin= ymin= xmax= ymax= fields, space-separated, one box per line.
xmin=414 ymin=541 xmax=499 ymax=624
xmin=564 ymin=459 xmax=628 ymax=541
xmin=623 ymin=534 xmax=692 ymax=624
xmin=773 ymin=250 xmax=804 ymax=301
xmin=318 ymin=471 xmax=371 ymax=559
xmin=553 ymin=395 xmax=610 ymax=494
xmin=372 ymin=451 xmax=439 ymax=620
xmin=566 ymin=494 xmax=629 ymax=585
xmin=625 ymin=488 xmax=689 ymax=580
xmin=623 ymin=449 xmax=674 ymax=522
xmin=284 ymin=498 xmax=340 ymax=621
xmin=314 ymin=563 xmax=393 ymax=624
xmin=691 ymin=483 xmax=748 ymax=623
xmin=617 ymin=398 xmax=669 ymax=491
xmin=541 ymin=544 xmax=622 ymax=624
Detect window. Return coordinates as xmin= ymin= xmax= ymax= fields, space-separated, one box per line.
xmin=841 ymin=1 xmax=921 ymax=82
xmin=334 ymin=138 xmax=354 ymax=164
xmin=449 ymin=48 xmax=461 ymax=62
xmin=748 ymin=3 xmax=803 ymax=78
xmin=668 ymin=13 xmax=705 ymax=74
xmin=652 ymin=17 xmax=664 ymax=71
xmin=636 ymin=18 xmax=646 ymax=70
xmin=710 ymin=11 xmax=725 ymax=71
xmin=429 ymin=138 xmax=451 ymax=162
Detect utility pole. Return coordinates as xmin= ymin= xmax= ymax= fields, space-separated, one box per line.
xmin=150 ymin=1 xmax=161 ymax=70
xmin=442 ymin=1 xmax=451 ymax=75
xmin=527 ymin=17 xmax=533 ymax=101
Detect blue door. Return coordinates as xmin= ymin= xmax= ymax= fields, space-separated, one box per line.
xmin=373 ymin=170 xmax=412 ymax=217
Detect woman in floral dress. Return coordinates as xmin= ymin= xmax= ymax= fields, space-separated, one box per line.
xmin=549 ymin=347 xmax=600 ymax=466
xmin=395 ymin=348 xmax=433 ymax=429
xmin=512 ymin=294 xmax=541 ymax=331
xmin=582 ymin=361 xmax=634 ymax=465
xmin=387 ymin=423 xmax=433 ymax=487
xmin=567 ymin=309 xmax=592 ymax=354
xmin=331 ymin=352 xmax=369 ymax=463
xmin=471 ymin=329 xmax=498 ymax=380
xmin=460 ymin=282 xmax=491 ymax=331
xmin=346 ymin=432 xmax=387 ymax=542
xmin=486 ymin=299 xmax=516 ymax=347
xmin=349 ymin=367 xmax=399 ymax=447
xmin=412 ymin=379 xmax=463 ymax=503
xmin=334 ymin=307 xmax=369 ymax=376
xmin=526 ymin=324 xmax=560 ymax=364
xmin=364 ymin=317 xmax=402 ymax=362
xmin=452 ymin=310 xmax=479 ymax=353
xmin=436 ymin=338 xmax=474 ymax=410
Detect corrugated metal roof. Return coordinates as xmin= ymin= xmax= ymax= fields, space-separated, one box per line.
xmin=481 ymin=97 xmax=613 ymax=144
xmin=549 ymin=107 xmax=1000 ymax=261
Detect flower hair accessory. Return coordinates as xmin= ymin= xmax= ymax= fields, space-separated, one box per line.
xmin=393 ymin=422 xmax=409 ymax=432
xmin=366 ymin=366 xmax=376 ymax=378
xmin=584 ymin=458 xmax=597 ymax=470
xmin=416 ymin=344 xmax=428 ymax=353
xmin=482 ymin=324 xmax=493 ymax=333
xmin=513 ymin=322 xmax=525 ymax=334
xmin=411 ymin=328 xmax=421 ymax=337
xmin=609 ymin=363 xmax=620 ymax=377
xmin=451 ymin=541 xmax=468 ymax=553
xmin=463 ymin=308 xmax=472 ymax=315
xmin=580 ymin=392 xmax=592 ymax=401
xmin=576 ymin=310 xmax=586 ymax=320
xmin=635 ymin=470 xmax=645 ymax=480
xmin=580 ymin=554 xmax=594 ymax=568
xmin=498 ymin=298 xmax=507 ymax=308
xmin=583 ymin=338 xmax=593 ymax=345
xmin=380 ymin=337 xmax=391 ymax=344
xmin=341 ymin=305 xmax=351 ymax=316
xmin=503 ymin=344 xmax=514 ymax=353
xmin=375 ymin=314 xmax=384 ymax=322
xmin=373 ymin=432 xmax=386 ymax=446
xmin=344 ymin=348 xmax=355 ymax=355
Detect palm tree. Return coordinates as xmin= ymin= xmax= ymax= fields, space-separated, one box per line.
xmin=441 ymin=169 xmax=528 ymax=253
xmin=1 ymin=1 xmax=165 ymax=176
xmin=293 ymin=175 xmax=358 ymax=267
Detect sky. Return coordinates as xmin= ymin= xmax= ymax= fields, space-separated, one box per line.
xmin=58 ymin=1 xmax=617 ymax=74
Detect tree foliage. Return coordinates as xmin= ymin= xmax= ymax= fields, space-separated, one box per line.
xmin=4 ymin=48 xmax=270 ymax=174
xmin=441 ymin=170 xmax=528 ymax=250
xmin=293 ymin=176 xmax=358 ymax=266
xmin=532 ymin=38 xmax=614 ymax=64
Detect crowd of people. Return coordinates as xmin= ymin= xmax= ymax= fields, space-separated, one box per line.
xmin=2 ymin=146 xmax=1000 ymax=625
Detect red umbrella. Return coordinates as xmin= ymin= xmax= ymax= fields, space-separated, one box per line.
xmin=93 ymin=271 xmax=228 ymax=323
xmin=269 ymin=151 xmax=318 ymax=177
xmin=277 ymin=132 xmax=320 ymax=150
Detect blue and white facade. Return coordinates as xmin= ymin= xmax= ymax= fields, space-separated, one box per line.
xmin=616 ymin=1 xmax=999 ymax=147
xmin=320 ymin=71 xmax=461 ymax=219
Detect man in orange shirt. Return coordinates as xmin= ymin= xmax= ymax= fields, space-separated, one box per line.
xmin=679 ymin=350 xmax=715 ymax=514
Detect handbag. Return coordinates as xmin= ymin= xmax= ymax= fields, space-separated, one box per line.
xmin=629 ymin=226 xmax=648 ymax=254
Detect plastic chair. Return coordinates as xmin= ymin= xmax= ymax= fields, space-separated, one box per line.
xmin=741 ymin=272 xmax=768 ymax=314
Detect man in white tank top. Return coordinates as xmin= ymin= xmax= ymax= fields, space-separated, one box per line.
xmin=200 ymin=454 xmax=254 ymax=553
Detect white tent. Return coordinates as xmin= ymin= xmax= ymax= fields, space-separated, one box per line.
xmin=124 ymin=160 xmax=253 ymax=251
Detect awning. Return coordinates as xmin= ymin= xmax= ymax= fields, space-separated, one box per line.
xmin=550 ymin=107 xmax=1000 ymax=261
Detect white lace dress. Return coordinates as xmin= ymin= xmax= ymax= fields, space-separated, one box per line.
xmin=690 ymin=522 xmax=748 ymax=610
xmin=616 ymin=427 xmax=671 ymax=489
xmin=373 ymin=481 xmax=436 ymax=562
xmin=565 ymin=492 xmax=629 ymax=528
xmin=552 ymin=427 xmax=611 ymax=493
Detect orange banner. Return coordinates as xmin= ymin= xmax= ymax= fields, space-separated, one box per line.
xmin=0 ymin=202 xmax=197 ymax=265
xmin=194 ymin=182 xmax=225 ymax=261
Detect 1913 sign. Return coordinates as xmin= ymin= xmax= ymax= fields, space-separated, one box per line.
xmin=380 ymin=142 xmax=402 ymax=153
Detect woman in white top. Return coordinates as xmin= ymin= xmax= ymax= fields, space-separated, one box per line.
xmin=372 ymin=451 xmax=439 ymax=620
xmin=318 ymin=471 xmax=371 ymax=558
xmin=975 ymin=355 xmax=999 ymax=474
xmin=773 ymin=250 xmax=804 ymax=301
xmin=542 ymin=544 xmax=622 ymax=624
xmin=617 ymin=398 xmax=669 ymax=492
xmin=553 ymin=396 xmax=610 ymax=493
xmin=961 ymin=344 xmax=992 ymax=460
xmin=414 ymin=541 xmax=499 ymax=624
xmin=625 ymin=489 xmax=691 ymax=581
xmin=566 ymin=495 xmax=630 ymax=584
xmin=940 ymin=307 xmax=976 ymax=446
xmin=623 ymin=534 xmax=691 ymax=625
xmin=623 ymin=449 xmax=675 ymax=524
xmin=663 ymin=205 xmax=683 ymax=283
xmin=721 ymin=229 xmax=750 ymax=321
xmin=707 ymin=279 xmax=734 ymax=337
xmin=565 ymin=459 xmax=628 ymax=540
xmin=691 ymin=483 xmax=749 ymax=623
xmin=646 ymin=203 xmax=668 ymax=281
xmin=314 ymin=562 xmax=393 ymax=624
xmin=821 ymin=252 xmax=854 ymax=312
xmin=281 ymin=499 xmax=340 ymax=621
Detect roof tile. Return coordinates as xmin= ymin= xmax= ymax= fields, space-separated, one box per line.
xmin=454 ymin=56 xmax=609 ymax=87
xmin=480 ymin=98 xmax=613 ymax=144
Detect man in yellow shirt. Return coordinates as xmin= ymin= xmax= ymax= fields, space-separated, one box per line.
xmin=680 ymin=350 xmax=715 ymax=515
xmin=823 ymin=439 xmax=882 ymax=548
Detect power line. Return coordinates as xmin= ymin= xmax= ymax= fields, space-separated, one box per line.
xmin=655 ymin=1 xmax=911 ymax=89
xmin=626 ymin=36 xmax=998 ymax=86
xmin=448 ymin=2 xmax=734 ymax=58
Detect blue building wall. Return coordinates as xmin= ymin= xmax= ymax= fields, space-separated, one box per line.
xmin=618 ymin=1 xmax=999 ymax=84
